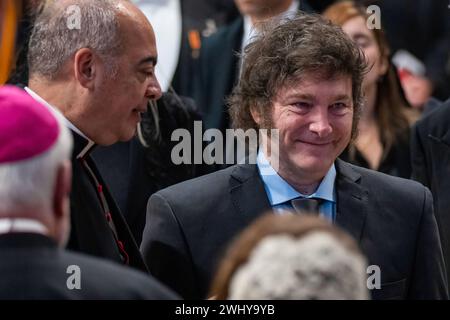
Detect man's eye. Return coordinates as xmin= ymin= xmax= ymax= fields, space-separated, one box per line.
xmin=142 ymin=70 xmax=153 ymax=77
xmin=330 ymin=103 xmax=350 ymax=115
xmin=292 ymin=102 xmax=312 ymax=110
xmin=352 ymin=35 xmax=372 ymax=49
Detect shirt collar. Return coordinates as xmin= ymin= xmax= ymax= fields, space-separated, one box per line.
xmin=24 ymin=87 xmax=95 ymax=158
xmin=0 ymin=218 xmax=48 ymax=236
xmin=256 ymin=149 xmax=336 ymax=206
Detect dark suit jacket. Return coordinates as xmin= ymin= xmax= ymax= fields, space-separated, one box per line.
xmin=193 ymin=2 xmax=314 ymax=132
xmin=68 ymin=131 xmax=147 ymax=272
xmin=0 ymin=233 xmax=178 ymax=299
xmin=411 ymin=98 xmax=450 ymax=289
xmin=193 ymin=17 xmax=243 ymax=132
xmin=172 ymin=0 xmax=239 ymax=97
xmin=141 ymin=159 xmax=448 ymax=299
xmin=377 ymin=0 xmax=450 ymax=100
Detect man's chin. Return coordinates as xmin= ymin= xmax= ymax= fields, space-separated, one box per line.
xmin=287 ymin=156 xmax=333 ymax=177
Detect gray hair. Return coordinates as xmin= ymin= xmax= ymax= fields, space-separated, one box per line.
xmin=229 ymin=232 xmax=369 ymax=300
xmin=0 ymin=120 xmax=73 ymax=214
xmin=28 ymin=0 xmax=123 ymax=79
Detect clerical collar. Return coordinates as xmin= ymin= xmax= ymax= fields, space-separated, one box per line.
xmin=71 ymin=130 xmax=96 ymax=159
xmin=0 ymin=218 xmax=48 ymax=236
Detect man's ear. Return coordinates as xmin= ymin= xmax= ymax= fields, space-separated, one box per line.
xmin=74 ymin=48 xmax=96 ymax=89
xmin=53 ymin=160 xmax=72 ymax=221
xmin=250 ymin=106 xmax=262 ymax=126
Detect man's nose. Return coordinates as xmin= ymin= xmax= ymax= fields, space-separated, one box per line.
xmin=309 ymin=109 xmax=332 ymax=138
xmin=146 ymin=77 xmax=162 ymax=101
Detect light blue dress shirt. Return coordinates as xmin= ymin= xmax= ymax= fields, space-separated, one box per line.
xmin=256 ymin=150 xmax=337 ymax=222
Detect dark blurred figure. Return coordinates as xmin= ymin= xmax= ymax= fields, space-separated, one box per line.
xmin=133 ymin=0 xmax=239 ymax=95
xmin=192 ymin=0 xmax=314 ymax=133
xmin=319 ymin=0 xmax=450 ymax=109
xmin=5 ymin=0 xmax=43 ymax=85
xmin=210 ymin=214 xmax=369 ymax=300
xmin=173 ymin=0 xmax=239 ymax=97
xmin=324 ymin=1 xmax=418 ymax=178
xmin=411 ymin=97 xmax=450 ymax=291
xmin=93 ymin=92 xmax=213 ymax=245
xmin=378 ymin=0 xmax=450 ymax=109
xmin=1 ymin=0 xmax=29 ymax=84
xmin=0 ymin=86 xmax=177 ymax=300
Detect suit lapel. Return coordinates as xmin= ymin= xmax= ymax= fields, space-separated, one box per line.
xmin=229 ymin=164 xmax=271 ymax=225
xmin=228 ymin=161 xmax=369 ymax=243
xmin=430 ymin=130 xmax=450 ymax=150
xmin=335 ymin=159 xmax=369 ymax=242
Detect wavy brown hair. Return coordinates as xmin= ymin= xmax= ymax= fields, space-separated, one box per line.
xmin=228 ymin=13 xmax=368 ymax=140
xmin=323 ymin=1 xmax=417 ymax=160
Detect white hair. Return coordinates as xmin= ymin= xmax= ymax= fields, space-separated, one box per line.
xmin=228 ymin=232 xmax=369 ymax=300
xmin=28 ymin=0 xmax=122 ymax=79
xmin=0 ymin=121 xmax=73 ymax=214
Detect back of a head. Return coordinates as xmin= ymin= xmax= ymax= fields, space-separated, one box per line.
xmin=210 ymin=214 xmax=369 ymax=300
xmin=0 ymin=86 xmax=73 ymax=217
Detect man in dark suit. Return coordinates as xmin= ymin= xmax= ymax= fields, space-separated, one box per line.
xmin=411 ymin=97 xmax=450 ymax=290
xmin=141 ymin=13 xmax=448 ymax=299
xmin=26 ymin=0 xmax=162 ymax=271
xmin=193 ymin=0 xmax=313 ymax=133
xmin=0 ymin=86 xmax=177 ymax=299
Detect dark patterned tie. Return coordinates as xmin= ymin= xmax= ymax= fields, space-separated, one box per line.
xmin=291 ymin=198 xmax=322 ymax=215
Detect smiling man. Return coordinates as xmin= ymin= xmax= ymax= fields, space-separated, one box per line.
xmin=26 ymin=0 xmax=161 ymax=271
xmin=141 ymin=13 xmax=448 ymax=299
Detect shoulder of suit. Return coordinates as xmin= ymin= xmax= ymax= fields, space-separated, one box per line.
xmin=155 ymin=163 xmax=251 ymax=198
xmin=416 ymin=98 xmax=450 ymax=134
xmin=60 ymin=250 xmax=177 ymax=298
xmin=343 ymin=160 xmax=428 ymax=195
xmin=62 ymin=249 xmax=172 ymax=289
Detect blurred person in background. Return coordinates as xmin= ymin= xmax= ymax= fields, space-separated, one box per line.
xmin=411 ymin=96 xmax=450 ymax=291
xmin=132 ymin=0 xmax=238 ymax=96
xmin=210 ymin=214 xmax=369 ymax=300
xmin=324 ymin=1 xmax=418 ymax=178
xmin=315 ymin=0 xmax=450 ymax=109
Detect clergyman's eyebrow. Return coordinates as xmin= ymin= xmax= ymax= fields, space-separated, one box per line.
xmin=139 ymin=56 xmax=157 ymax=66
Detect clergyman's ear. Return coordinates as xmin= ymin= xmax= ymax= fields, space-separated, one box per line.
xmin=73 ymin=48 xmax=96 ymax=89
